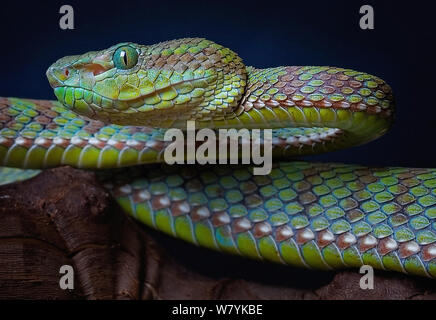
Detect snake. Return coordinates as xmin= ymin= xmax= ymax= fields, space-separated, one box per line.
xmin=1 ymin=38 xmax=435 ymax=279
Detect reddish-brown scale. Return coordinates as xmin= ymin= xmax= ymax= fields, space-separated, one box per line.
xmin=399 ymin=241 xmax=421 ymax=259
xmin=151 ymin=195 xmax=170 ymax=210
xmin=185 ymin=179 xmax=203 ymax=192
xmin=390 ymin=214 xmax=409 ymax=226
xmin=0 ymin=97 xmax=10 ymax=107
xmin=359 ymin=175 xmax=378 ymax=184
xmin=231 ymin=217 xmax=252 ymax=234
xmin=0 ymin=137 xmax=13 ymax=148
xmin=299 ymin=192 xmax=317 ymax=205
xmin=170 ymin=201 xmax=190 ymax=217
xmin=279 ymin=100 xmax=295 ymax=107
xmin=342 ymin=198 xmax=359 ymax=210
xmin=378 ymin=237 xmax=399 ymax=255
xmin=211 ymin=211 xmax=231 ymax=227
xmin=41 ymin=109 xmax=58 ymax=118
xmin=89 ymin=138 xmax=106 ymax=149
xmin=53 ymin=138 xmax=71 ymax=149
xmin=245 ymin=194 xmax=263 ymax=208
xmin=316 ymin=229 xmax=335 ymax=248
xmin=83 ymin=121 xmax=105 ymax=134
xmin=46 ymin=123 xmax=58 ymax=130
xmin=190 ymin=206 xmax=210 ymax=222
xmin=422 ymin=244 xmax=436 ymax=261
xmin=359 ymin=235 xmax=378 ymax=253
xmin=34 ymin=116 xmax=52 ymax=125
xmin=30 ymin=99 xmax=54 ymax=111
xmin=274 ymin=225 xmax=294 ymax=242
xmin=0 ymin=114 xmax=11 ymax=122
xmin=15 ymin=137 xmax=34 ymax=148
xmin=265 ymin=100 xmax=280 ymax=108
xmin=295 ymin=228 xmax=315 ymax=245
xmin=132 ymin=189 xmax=151 ymax=203
xmin=282 ymin=87 xmax=296 ymax=95
xmin=253 ymin=221 xmax=273 ymax=238
xmin=253 ymin=102 xmax=265 ymax=109
xmin=34 ymin=137 xmax=53 ymax=149
xmin=111 ymin=186 xmax=130 ymax=198
xmin=336 ymin=232 xmax=357 ymax=250
xmin=296 ymin=100 xmax=313 ymax=108
xmin=109 ymin=141 xmax=126 ymax=150
xmin=314 ymin=100 xmax=332 ymax=108
xmin=126 ymin=141 xmax=146 ymax=151
xmin=145 ymin=140 xmax=165 ymax=151
xmin=71 ymin=138 xmax=88 ymax=148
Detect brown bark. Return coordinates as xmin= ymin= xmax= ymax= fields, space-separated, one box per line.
xmin=0 ymin=167 xmax=435 ymax=300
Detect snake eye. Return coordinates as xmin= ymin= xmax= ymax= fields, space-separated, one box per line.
xmin=113 ymin=46 xmax=138 ymax=70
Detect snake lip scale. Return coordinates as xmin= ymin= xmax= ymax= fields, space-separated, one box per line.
xmin=1 ymin=38 xmax=436 ymax=279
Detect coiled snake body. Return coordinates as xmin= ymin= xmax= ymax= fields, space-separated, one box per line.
xmin=1 ymin=38 xmax=435 ymax=278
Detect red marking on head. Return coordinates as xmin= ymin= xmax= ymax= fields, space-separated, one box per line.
xmin=84 ymin=63 xmax=107 ymax=76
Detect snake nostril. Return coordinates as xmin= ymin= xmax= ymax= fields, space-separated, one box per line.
xmin=64 ymin=68 xmax=70 ymax=77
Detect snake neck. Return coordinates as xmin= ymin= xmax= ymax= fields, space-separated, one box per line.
xmin=186 ymin=65 xmax=393 ymax=151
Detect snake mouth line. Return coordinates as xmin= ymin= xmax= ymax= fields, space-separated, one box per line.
xmin=51 ymin=72 xmax=218 ymax=124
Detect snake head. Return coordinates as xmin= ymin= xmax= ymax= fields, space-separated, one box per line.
xmin=46 ymin=42 xmax=143 ymax=122
xmin=46 ymin=38 xmax=247 ymax=127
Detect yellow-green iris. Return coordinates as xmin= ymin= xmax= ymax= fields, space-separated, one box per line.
xmin=113 ymin=46 xmax=138 ymax=70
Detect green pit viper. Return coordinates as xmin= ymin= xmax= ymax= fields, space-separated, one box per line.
xmin=1 ymin=38 xmax=436 ymax=278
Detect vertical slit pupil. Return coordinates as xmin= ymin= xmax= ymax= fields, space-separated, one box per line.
xmin=121 ymin=50 xmax=128 ymax=65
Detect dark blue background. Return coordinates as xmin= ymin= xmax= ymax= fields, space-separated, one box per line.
xmin=0 ymin=0 xmax=434 ymax=167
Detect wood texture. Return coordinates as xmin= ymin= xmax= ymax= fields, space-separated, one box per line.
xmin=0 ymin=167 xmax=435 ymax=300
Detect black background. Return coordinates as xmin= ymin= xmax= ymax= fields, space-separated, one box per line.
xmin=0 ymin=0 xmax=434 ymax=167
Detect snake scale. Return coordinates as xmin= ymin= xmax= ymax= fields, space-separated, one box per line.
xmin=1 ymin=38 xmax=436 ymax=279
